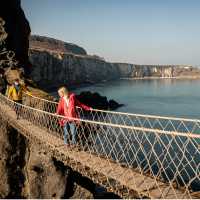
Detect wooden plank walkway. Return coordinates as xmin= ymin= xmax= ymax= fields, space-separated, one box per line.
xmin=0 ymin=102 xmax=199 ymax=199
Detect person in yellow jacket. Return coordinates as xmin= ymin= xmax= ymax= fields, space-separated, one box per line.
xmin=7 ymin=79 xmax=30 ymax=119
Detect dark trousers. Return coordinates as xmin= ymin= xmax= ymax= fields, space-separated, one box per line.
xmin=63 ymin=122 xmax=76 ymax=144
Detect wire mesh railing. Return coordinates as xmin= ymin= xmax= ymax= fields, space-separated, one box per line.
xmin=23 ymin=92 xmax=200 ymax=135
xmin=0 ymin=92 xmax=199 ymax=198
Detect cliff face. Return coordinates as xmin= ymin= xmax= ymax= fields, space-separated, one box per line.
xmin=0 ymin=0 xmax=31 ymax=74
xmin=113 ymin=63 xmax=200 ymax=78
xmin=113 ymin=63 xmax=174 ymax=78
xmin=29 ymin=49 xmax=120 ymax=89
xmin=29 ymin=45 xmax=200 ymax=89
xmin=0 ymin=117 xmax=10 ymax=198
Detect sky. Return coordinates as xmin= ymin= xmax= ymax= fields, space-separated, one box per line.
xmin=21 ymin=0 xmax=200 ymax=65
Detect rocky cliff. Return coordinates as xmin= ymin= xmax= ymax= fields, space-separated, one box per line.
xmin=29 ymin=36 xmax=200 ymax=90
xmin=112 ymin=63 xmax=200 ymax=78
xmin=112 ymin=63 xmax=173 ymax=77
xmin=0 ymin=0 xmax=31 ymax=74
xmin=30 ymin=35 xmax=87 ymax=55
xmin=29 ymin=48 xmax=120 ymax=89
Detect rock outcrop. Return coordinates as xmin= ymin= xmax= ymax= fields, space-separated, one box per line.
xmin=30 ymin=35 xmax=87 ymax=55
xmin=0 ymin=0 xmax=31 ymax=75
xmin=77 ymin=91 xmax=123 ymax=110
xmin=0 ymin=117 xmax=10 ymax=198
xmin=29 ymin=48 xmax=120 ymax=89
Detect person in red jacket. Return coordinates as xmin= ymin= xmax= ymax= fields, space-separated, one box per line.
xmin=56 ymin=86 xmax=92 ymax=145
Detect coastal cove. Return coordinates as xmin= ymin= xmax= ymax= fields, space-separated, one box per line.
xmin=71 ymin=78 xmax=200 ymax=119
xmin=1 ymin=0 xmax=200 ymax=198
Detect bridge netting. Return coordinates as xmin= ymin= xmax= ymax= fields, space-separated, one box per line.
xmin=0 ymin=92 xmax=200 ymax=198
xmin=23 ymin=92 xmax=200 ymax=134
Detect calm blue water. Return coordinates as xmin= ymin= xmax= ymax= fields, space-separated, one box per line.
xmin=73 ymin=79 xmax=200 ymax=119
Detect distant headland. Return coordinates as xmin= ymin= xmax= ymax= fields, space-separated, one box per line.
xmin=29 ymin=35 xmax=200 ymax=90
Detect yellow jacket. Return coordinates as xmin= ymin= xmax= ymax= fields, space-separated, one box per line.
xmin=7 ymin=84 xmax=28 ymax=101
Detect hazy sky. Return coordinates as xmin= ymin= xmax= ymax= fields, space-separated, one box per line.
xmin=21 ymin=0 xmax=200 ymax=65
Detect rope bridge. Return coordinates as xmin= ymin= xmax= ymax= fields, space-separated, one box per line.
xmin=0 ymin=92 xmax=199 ymax=198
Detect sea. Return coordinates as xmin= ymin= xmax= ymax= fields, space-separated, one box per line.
xmin=73 ymin=78 xmax=200 ymax=119
xmin=52 ymin=78 xmax=200 ymax=190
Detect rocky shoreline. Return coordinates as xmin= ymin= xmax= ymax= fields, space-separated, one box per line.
xmin=121 ymin=76 xmax=200 ymax=80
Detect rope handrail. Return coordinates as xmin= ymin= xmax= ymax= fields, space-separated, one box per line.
xmin=5 ymin=93 xmax=200 ymax=139
xmin=24 ymin=92 xmax=200 ymax=123
xmin=23 ymin=91 xmax=200 ymax=138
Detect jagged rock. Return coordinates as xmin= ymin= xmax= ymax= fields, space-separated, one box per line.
xmin=24 ymin=143 xmax=68 ymax=198
xmin=0 ymin=118 xmax=10 ymax=198
xmin=109 ymin=99 xmax=124 ymax=110
xmin=77 ymin=91 xmax=123 ymax=110
xmin=0 ymin=0 xmax=31 ymax=75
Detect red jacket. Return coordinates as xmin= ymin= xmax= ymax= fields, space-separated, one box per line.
xmin=56 ymin=93 xmax=91 ymax=126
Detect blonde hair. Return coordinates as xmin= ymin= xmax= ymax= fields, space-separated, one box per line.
xmin=58 ymin=86 xmax=69 ymax=96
